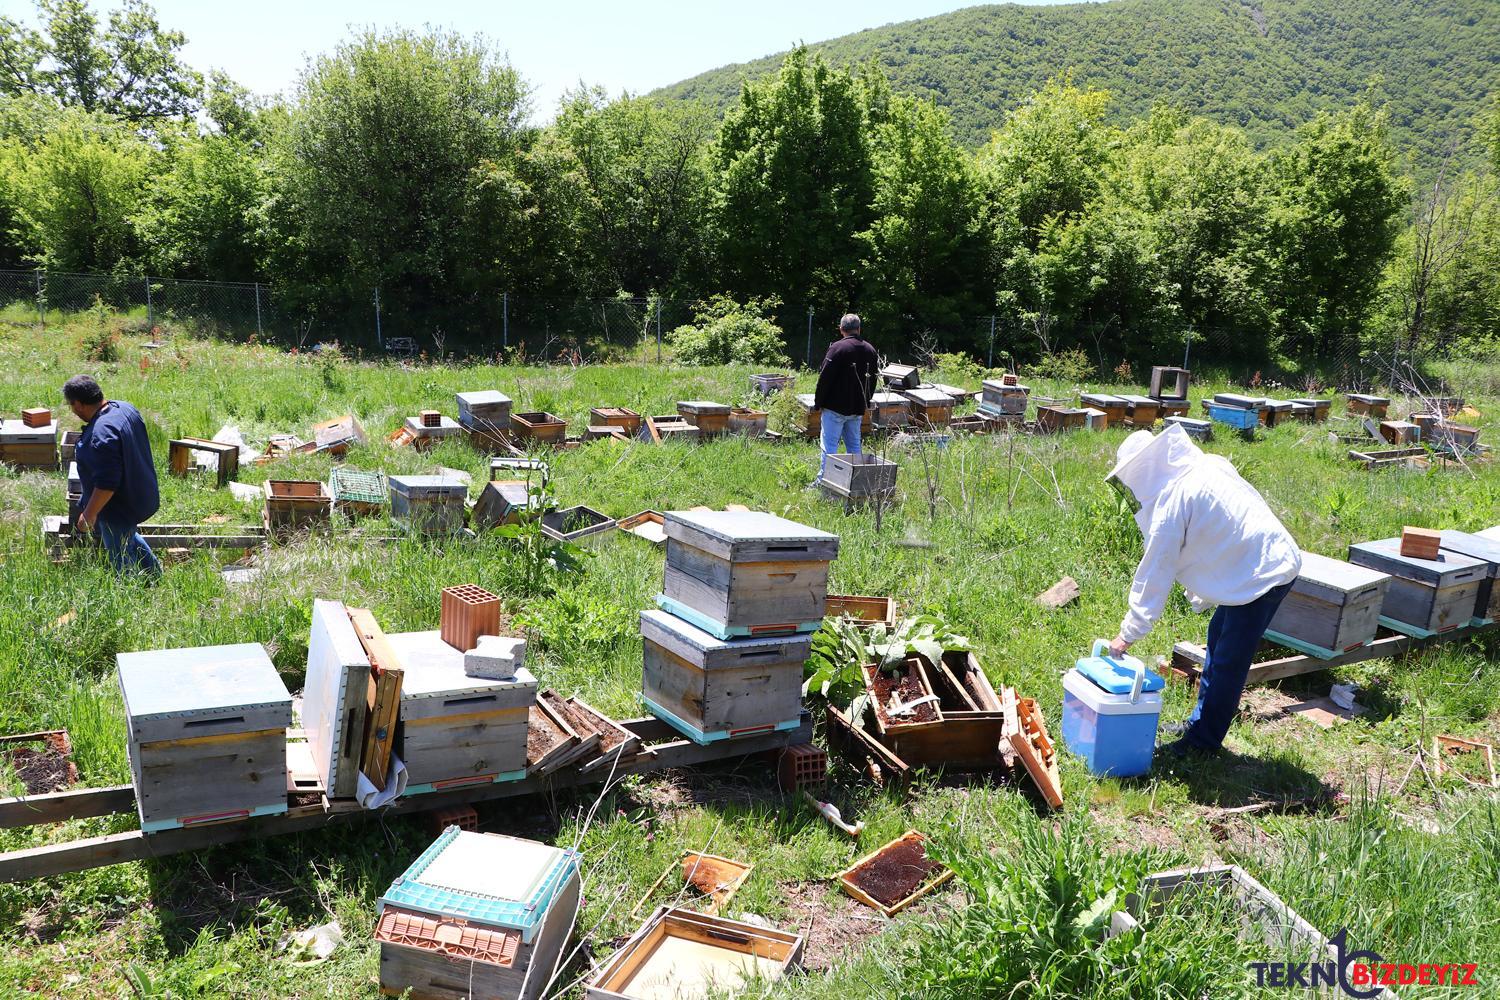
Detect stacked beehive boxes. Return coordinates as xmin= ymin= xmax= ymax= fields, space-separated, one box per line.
xmin=1438 ymin=531 xmax=1500 ymax=624
xmin=0 ymin=415 xmax=58 ymax=469
xmin=457 ymin=390 xmax=513 ymax=450
xmin=375 ymin=828 xmax=581 ymax=1000
xmin=979 ymin=378 xmax=1030 ymax=420
xmin=403 ymin=412 xmax=463 ymax=450
xmin=390 ymin=475 xmax=468 ymax=535
xmin=117 ymin=643 xmax=291 ymax=833
xmin=644 ymin=511 xmax=837 ymax=744
xmin=1078 ymin=393 xmax=1127 ymax=428
xmin=677 ymin=400 xmax=731 ymax=437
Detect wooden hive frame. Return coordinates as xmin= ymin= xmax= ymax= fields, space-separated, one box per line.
xmin=836 ymin=830 xmax=953 ymax=917
xmin=586 ymin=907 xmax=802 ymax=1000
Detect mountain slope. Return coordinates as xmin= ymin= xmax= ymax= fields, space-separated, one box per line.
xmin=654 ymin=0 xmax=1500 ymax=166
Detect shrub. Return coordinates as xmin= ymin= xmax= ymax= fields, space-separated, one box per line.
xmin=80 ymin=296 xmax=121 ymax=362
xmin=669 ymin=295 xmax=788 ymax=366
xmin=1027 ymin=347 xmax=1095 ymax=383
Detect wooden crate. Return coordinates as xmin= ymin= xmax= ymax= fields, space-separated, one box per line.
xmin=1345 ymin=393 xmax=1390 ymax=418
xmin=825 ymin=594 xmax=897 ymax=627
xmin=978 ymin=380 xmax=1030 ymax=418
xmin=1261 ymin=400 xmax=1295 ymax=427
xmin=1438 ymin=530 xmax=1500 ymax=622
xmin=1429 ymin=421 xmax=1481 ymax=454
xmin=1348 ymin=537 xmax=1486 ymax=635
xmin=387 ymin=630 xmax=536 ymax=791
xmin=870 ymin=391 xmax=911 ymax=426
xmin=472 ymin=480 xmax=538 ymax=531
xmin=660 ymin=510 xmax=838 ymax=638
xmin=58 ymin=429 xmax=80 ymax=463
xmin=1380 ymin=420 xmax=1421 ymax=445
xmin=640 ymin=609 xmax=807 ymax=743
xmin=304 ymin=600 xmax=372 ymax=799
xmin=1148 ymin=366 xmax=1190 ymax=400
xmin=510 ymin=412 xmax=567 ymax=444
xmin=1036 ymin=405 xmax=1088 ymax=434
xmin=1265 ymin=551 xmax=1390 ymax=656
xmin=456 ymin=390 xmax=512 ymax=431
xmin=823 ymin=453 xmax=897 ymax=497
xmin=586 ymin=907 xmax=803 ymax=1000
xmin=1154 ymin=398 xmax=1189 ymax=420
xmin=677 ymin=400 xmax=730 ymax=435
xmin=378 ymin=829 xmax=581 ymax=1000
xmin=390 ymin=475 xmax=467 ymax=535
xmin=0 ymin=442 xmax=58 ymax=468
xmin=311 ymin=414 xmax=367 ymax=454
xmin=1078 ymin=393 xmax=1127 ymax=427
xmin=1119 ymin=395 xmax=1159 ymax=428
xmin=727 ymin=407 xmax=768 ymax=435
xmin=117 ymin=643 xmax=291 ymax=833
xmin=898 ymin=387 xmax=954 ymax=428
xmin=264 ymin=480 xmax=332 ymax=531
xmin=589 ymin=407 xmax=641 ymax=436
xmin=168 ymin=438 xmax=241 ymax=487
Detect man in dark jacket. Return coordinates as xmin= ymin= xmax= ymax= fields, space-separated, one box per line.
xmin=65 ymin=375 xmax=162 ymax=578
xmin=813 ymin=313 xmax=878 ymax=484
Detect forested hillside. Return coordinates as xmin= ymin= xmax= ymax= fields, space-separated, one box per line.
xmin=657 ymin=0 xmax=1500 ymax=168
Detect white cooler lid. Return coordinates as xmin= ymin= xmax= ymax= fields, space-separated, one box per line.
xmin=1063 ymin=668 xmax=1162 ymax=716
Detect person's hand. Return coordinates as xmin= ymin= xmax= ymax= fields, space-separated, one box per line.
xmin=1107 ymin=635 xmax=1130 ymax=658
xmin=75 ymin=511 xmax=94 ymax=533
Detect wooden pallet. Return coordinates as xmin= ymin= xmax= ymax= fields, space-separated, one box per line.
xmin=0 ymin=714 xmax=812 ymax=883
xmin=1170 ymin=618 xmax=1497 ymax=687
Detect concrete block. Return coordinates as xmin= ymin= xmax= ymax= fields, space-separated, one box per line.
xmin=464 ymin=635 xmax=526 ymax=679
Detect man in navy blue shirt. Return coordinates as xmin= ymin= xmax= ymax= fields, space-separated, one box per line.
xmin=65 ymin=375 xmax=162 ymax=578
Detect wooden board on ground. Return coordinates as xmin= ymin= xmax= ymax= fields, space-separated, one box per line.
xmin=1035 ymin=576 xmax=1080 ymax=610
xmin=1009 ymin=697 xmax=1062 ymax=808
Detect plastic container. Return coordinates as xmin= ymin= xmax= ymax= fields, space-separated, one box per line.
xmin=1062 ymin=641 xmax=1164 ymax=777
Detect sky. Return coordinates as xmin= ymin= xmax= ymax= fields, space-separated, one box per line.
xmin=46 ymin=0 xmax=1101 ymax=122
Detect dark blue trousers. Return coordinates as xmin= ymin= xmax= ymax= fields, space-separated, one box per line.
xmin=1184 ymin=581 xmax=1294 ymax=750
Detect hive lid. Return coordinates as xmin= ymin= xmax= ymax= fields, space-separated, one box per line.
xmin=640 ymin=608 xmax=813 ymax=656
xmin=456 ymin=390 xmax=511 ymax=407
xmin=389 ymin=475 xmax=467 ymax=491
xmin=666 ymin=510 xmax=836 ymax=545
xmin=380 ymin=828 xmax=580 ymax=939
xmin=900 ymin=387 xmax=955 ymax=405
xmin=386 ymin=631 xmax=537 ymax=701
xmin=678 ymin=400 xmax=730 ymax=413
xmin=117 ymin=643 xmax=291 ymax=721
xmin=1294 ymin=550 xmax=1391 ymax=592
xmin=1439 ymin=530 xmax=1500 ymax=579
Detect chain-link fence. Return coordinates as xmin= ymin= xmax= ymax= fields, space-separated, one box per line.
xmin=0 ymin=268 xmax=1438 ymax=389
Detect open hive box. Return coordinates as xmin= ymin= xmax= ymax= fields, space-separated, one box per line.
xmin=586 ymin=907 xmax=803 ymax=1000
xmin=377 ymin=828 xmax=581 ymax=1000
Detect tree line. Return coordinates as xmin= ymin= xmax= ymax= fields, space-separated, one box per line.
xmin=0 ymin=2 xmax=1496 ymax=364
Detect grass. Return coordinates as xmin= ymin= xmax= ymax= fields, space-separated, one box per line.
xmin=0 ymin=314 xmax=1498 ymax=997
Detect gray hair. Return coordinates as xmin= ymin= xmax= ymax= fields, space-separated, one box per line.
xmin=839 ymin=313 xmax=862 ymax=334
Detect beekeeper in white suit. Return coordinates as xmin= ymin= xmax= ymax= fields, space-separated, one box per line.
xmin=1105 ymin=424 xmax=1301 ymax=756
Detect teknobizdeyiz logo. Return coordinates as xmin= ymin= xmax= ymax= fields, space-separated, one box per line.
xmin=1247 ymin=929 xmax=1479 ymax=996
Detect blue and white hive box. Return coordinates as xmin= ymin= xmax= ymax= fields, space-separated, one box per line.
xmin=117 ymin=642 xmax=291 ymax=833
xmin=1062 ymin=642 xmax=1164 ymax=778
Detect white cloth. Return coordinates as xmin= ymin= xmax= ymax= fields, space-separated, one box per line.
xmin=356 ymin=755 xmax=407 ymax=809
xmin=1109 ymin=425 xmax=1301 ymax=644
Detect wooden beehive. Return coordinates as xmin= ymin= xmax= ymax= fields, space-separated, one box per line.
xmin=510 ymin=412 xmax=567 ymax=444
xmin=377 ymin=829 xmax=581 ymax=1000
xmin=980 ymin=379 xmax=1031 ymax=416
xmin=823 ymin=453 xmax=897 ymax=497
xmin=264 ymin=480 xmax=332 ymax=531
xmin=456 ymin=390 xmax=513 ymax=430
xmin=117 ymin=643 xmax=291 ymax=833
xmin=870 ymin=391 xmax=911 ymax=426
xmin=1119 ymin=395 xmax=1160 ymax=428
xmin=881 ymin=364 xmax=920 ymax=389
xmin=311 ymin=413 xmax=367 ymax=454
xmin=727 ymin=407 xmax=768 ymax=436
xmin=1265 ymin=552 xmax=1390 ymax=656
xmin=387 ymin=630 xmax=536 ymax=792
xmin=1036 ymin=405 xmax=1088 ymax=434
xmin=304 ymin=600 xmax=372 ymax=799
xmin=1348 ymin=538 xmax=1486 ymax=635
xmin=441 ymin=584 xmax=502 ymax=652
xmin=329 ymin=466 xmax=387 ymax=517
xmin=794 ymin=393 xmax=821 ymax=439
xmin=1213 ymin=393 xmax=1267 ymax=411
xmin=472 ymin=481 xmax=538 ymax=530
xmin=168 ymin=437 xmax=241 ymax=487
xmin=58 ymin=428 xmax=80 ymax=463
xmin=659 ymin=510 xmax=838 ymax=638
xmin=1260 ymin=400 xmax=1295 ymax=427
xmin=1429 ymin=421 xmax=1481 ymax=454
xmin=1380 ymin=420 xmax=1421 ymax=445
xmin=1438 ymin=530 xmax=1500 ymax=623
xmin=589 ymin=407 xmax=641 ymax=436
xmin=1165 ymin=416 xmax=1212 ymax=441
xmin=1078 ymin=393 xmax=1127 ymax=427
xmin=1148 ymin=366 xmax=1190 ymax=400
xmin=640 ymin=609 xmax=807 ymax=744
xmin=0 ymin=418 xmax=58 ymax=468
xmin=390 ymin=475 xmax=468 ymax=534
xmin=750 ymin=373 xmax=792 ymax=396
xmin=1345 ymin=393 xmax=1390 ymax=418
xmin=1291 ymin=398 xmax=1331 ymax=423
xmin=1154 ymin=398 xmax=1190 ymax=420
xmin=677 ymin=400 xmax=730 ymax=435
xmin=586 ymin=907 xmax=803 ymax=1000
xmin=899 ymin=387 xmax=954 ymax=428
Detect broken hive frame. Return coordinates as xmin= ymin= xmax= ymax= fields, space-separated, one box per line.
xmin=1009 ymin=696 xmax=1063 ymax=808
xmin=347 ymin=607 xmax=404 ymax=790
xmin=1433 ymin=735 xmax=1498 ymax=788
xmin=631 ymin=851 xmax=754 ymax=918
xmin=836 ymin=830 xmax=953 ymax=918
xmin=167 ymin=438 xmax=240 ymax=488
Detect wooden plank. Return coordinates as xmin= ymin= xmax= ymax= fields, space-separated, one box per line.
xmin=0 ymin=785 xmax=135 ymax=829
xmin=1009 ymin=697 xmax=1062 ymax=808
xmin=347 ymin=607 xmax=403 ymax=788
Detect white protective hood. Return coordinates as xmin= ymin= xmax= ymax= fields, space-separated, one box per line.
xmin=1107 ymin=424 xmax=1302 ymax=644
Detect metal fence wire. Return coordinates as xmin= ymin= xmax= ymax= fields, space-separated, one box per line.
xmin=0 ymin=268 xmax=1425 ymax=385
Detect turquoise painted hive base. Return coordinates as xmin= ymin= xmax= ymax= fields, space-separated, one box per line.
xmin=653 ymin=593 xmax=820 ymax=641
xmin=643 ymin=694 xmax=800 ymax=746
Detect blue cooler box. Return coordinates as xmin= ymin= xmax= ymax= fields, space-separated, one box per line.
xmin=1062 ymin=642 xmax=1165 ymax=777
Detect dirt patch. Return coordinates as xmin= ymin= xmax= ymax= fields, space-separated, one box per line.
xmin=868 ymin=662 xmax=939 ymax=726
xmin=777 ymin=880 xmax=900 ymax=972
xmin=1240 ymin=686 xmax=1300 ymax=726
xmin=843 ymin=833 xmax=941 ymax=909
xmin=1 ymin=731 xmax=77 ymax=794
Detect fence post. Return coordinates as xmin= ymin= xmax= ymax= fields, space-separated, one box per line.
xmin=805 ymin=307 xmax=814 ymax=367
xmin=254 ymin=282 xmax=263 ymax=338
xmin=373 ymin=286 xmax=383 ymax=350
xmin=502 ymin=291 xmax=508 ymax=351
xmin=1182 ymin=328 xmax=1192 ymax=369
xmin=145 ymin=276 xmax=153 ymax=330
xmin=655 ymin=299 xmax=662 ymax=363
xmin=988 ymin=315 xmax=996 ymax=368
xmin=34 ymin=269 xmax=43 ymax=327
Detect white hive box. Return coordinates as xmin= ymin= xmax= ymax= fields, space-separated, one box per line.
xmin=377 ymin=828 xmax=582 ymax=1000
xmin=117 ymin=643 xmax=291 ymax=833
xmin=303 ymin=599 xmax=371 ymax=799
xmin=387 ymin=630 xmax=536 ymax=793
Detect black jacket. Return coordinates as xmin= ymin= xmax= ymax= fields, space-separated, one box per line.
xmin=814 ymin=336 xmax=878 ymax=417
